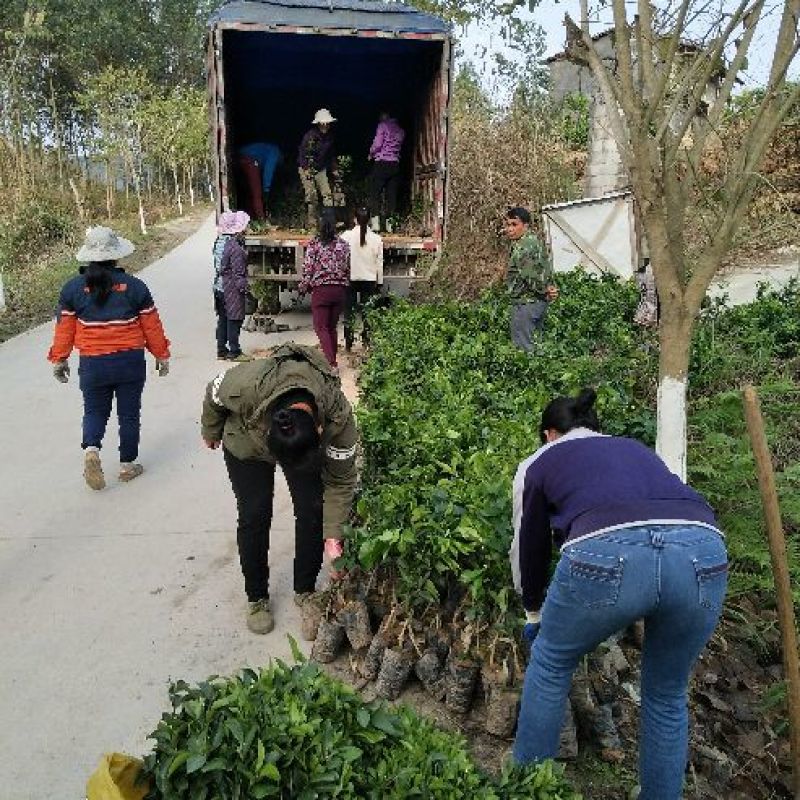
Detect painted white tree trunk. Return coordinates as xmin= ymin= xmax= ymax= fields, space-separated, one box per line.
xmin=0 ymin=272 xmax=6 ymax=313
xmin=656 ymin=375 xmax=688 ymax=481
xmin=172 ymin=163 xmax=183 ymax=216
xmin=137 ymin=197 xmax=147 ymax=236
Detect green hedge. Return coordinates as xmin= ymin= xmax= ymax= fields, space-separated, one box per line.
xmin=351 ymin=274 xmax=800 ymax=619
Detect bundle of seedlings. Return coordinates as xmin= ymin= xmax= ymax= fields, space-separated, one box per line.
xmin=374 ymin=608 xmax=417 ymax=700
xmin=325 ymin=570 xmax=376 ymax=650
xmin=299 ymin=588 xmax=330 ymax=642
xmin=444 ymin=622 xmax=482 ymax=714
xmin=311 ymin=603 xmax=346 ymax=663
xmin=414 ymin=610 xmax=451 ymax=700
xmin=337 ymin=598 xmax=372 ymax=648
xmin=362 ymin=565 xmax=396 ymax=625
xmin=481 ymin=634 xmax=524 ymax=739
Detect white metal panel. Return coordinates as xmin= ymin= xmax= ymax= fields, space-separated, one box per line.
xmin=543 ymin=192 xmax=638 ymax=279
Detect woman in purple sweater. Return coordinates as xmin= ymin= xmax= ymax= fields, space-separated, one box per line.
xmin=510 ymin=388 xmax=727 ymax=800
xmin=213 ymin=210 xmax=252 ymax=362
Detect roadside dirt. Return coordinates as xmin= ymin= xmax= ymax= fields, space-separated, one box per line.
xmin=317 ymin=602 xmax=793 ymax=800
xmin=717 ymin=247 xmax=799 ymax=275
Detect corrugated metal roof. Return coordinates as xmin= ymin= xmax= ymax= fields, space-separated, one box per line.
xmin=209 ymin=0 xmax=451 ymax=34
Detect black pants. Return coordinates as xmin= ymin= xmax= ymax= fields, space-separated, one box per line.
xmin=214 ymin=290 xmax=243 ymax=357
xmin=344 ymin=280 xmax=378 ymax=348
xmin=369 ymin=161 xmax=400 ymax=219
xmin=223 ymin=448 xmax=324 ymax=601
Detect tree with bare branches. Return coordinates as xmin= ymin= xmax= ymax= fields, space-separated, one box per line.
xmin=563 ymin=0 xmax=799 ymax=478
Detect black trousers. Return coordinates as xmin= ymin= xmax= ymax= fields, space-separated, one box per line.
xmin=223 ymin=448 xmax=324 ymax=601
xmin=369 ymin=160 xmax=400 ymax=219
xmin=344 ymin=280 xmax=378 ymax=348
xmin=214 ymin=290 xmax=243 ymax=357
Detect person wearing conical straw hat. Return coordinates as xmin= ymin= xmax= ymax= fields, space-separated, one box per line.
xmin=47 ymin=226 xmax=171 ymax=490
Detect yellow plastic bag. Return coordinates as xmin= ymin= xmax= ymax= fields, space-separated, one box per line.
xmin=86 ymin=753 xmax=150 ymax=800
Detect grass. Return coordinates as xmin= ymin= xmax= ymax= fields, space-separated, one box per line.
xmin=688 ymin=381 xmax=800 ymax=609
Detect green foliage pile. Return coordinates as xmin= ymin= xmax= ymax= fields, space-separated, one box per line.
xmin=355 ymin=273 xmax=648 ymax=618
xmin=353 ymin=273 xmax=800 ymax=620
xmin=142 ymin=656 xmax=580 ymax=799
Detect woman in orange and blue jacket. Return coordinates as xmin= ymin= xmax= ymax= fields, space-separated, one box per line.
xmin=47 ymin=227 xmax=171 ymax=490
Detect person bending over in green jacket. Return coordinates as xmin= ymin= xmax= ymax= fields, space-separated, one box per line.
xmin=200 ymin=343 xmax=357 ymax=635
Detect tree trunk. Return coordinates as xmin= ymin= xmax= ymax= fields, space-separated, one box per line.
xmin=656 ymin=308 xmax=694 ymax=480
xmin=49 ymin=78 xmax=64 ymax=187
xmin=128 ymin=158 xmax=147 ymax=235
xmin=172 ymin=161 xmax=183 ymax=215
xmin=105 ymin=160 xmax=113 ymax=220
xmin=68 ymin=177 xmax=87 ymax=222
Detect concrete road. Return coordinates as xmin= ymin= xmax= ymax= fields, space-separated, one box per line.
xmin=709 ymin=256 xmax=799 ymax=306
xmin=0 ymin=215 xmax=333 ymax=799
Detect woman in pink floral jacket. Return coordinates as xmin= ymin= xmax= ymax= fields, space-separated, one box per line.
xmin=298 ymin=213 xmax=350 ymax=369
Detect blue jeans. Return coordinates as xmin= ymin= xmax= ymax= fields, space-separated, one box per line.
xmin=510 ymin=300 xmax=548 ymax=351
xmin=513 ymin=525 xmax=728 ymax=800
xmin=79 ymin=350 xmax=146 ymax=463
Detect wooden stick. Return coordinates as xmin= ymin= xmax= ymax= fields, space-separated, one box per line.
xmin=742 ymin=384 xmax=800 ymax=799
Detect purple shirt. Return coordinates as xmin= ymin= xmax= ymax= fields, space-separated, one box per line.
xmin=510 ymin=429 xmax=719 ymax=611
xmin=369 ymin=118 xmax=405 ymax=162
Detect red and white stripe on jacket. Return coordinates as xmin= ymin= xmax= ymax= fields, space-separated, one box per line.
xmin=47 ymin=269 xmax=170 ymax=361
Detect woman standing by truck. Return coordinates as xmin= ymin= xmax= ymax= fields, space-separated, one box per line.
xmin=298 ymin=108 xmax=337 ymax=230
xmin=298 ymin=213 xmax=350 ymax=371
xmin=213 ymin=210 xmax=252 ymax=362
xmin=339 ymin=206 xmax=383 ymax=351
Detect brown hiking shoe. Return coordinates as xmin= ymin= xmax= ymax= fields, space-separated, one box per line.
xmin=83 ymin=450 xmax=105 ymax=491
xmin=119 ymin=463 xmax=144 ymax=482
xmin=294 ymin=591 xmax=318 ymax=607
xmin=247 ymin=598 xmax=274 ymax=634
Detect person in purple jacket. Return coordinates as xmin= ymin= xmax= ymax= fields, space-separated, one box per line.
xmin=213 ymin=210 xmax=252 ymax=362
xmin=510 ymin=388 xmax=728 ymax=800
xmin=368 ymin=111 xmax=405 ymax=232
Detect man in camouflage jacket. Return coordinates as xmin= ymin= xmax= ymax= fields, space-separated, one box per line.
xmin=201 ymin=342 xmax=357 ymax=634
xmin=505 ymin=206 xmax=558 ymax=351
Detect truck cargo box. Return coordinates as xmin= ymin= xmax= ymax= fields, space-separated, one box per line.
xmin=207 ymin=0 xmax=453 ymax=296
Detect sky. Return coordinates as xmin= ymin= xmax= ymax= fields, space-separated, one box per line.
xmin=459 ymin=0 xmax=795 ymax=93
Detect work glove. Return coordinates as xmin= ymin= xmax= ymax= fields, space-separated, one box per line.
xmin=324 ymin=538 xmax=345 ymax=581
xmin=53 ymin=360 xmax=70 ymax=383
xmin=155 ymin=359 xmax=169 ymax=377
xmin=523 ymin=609 xmax=542 ymax=645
